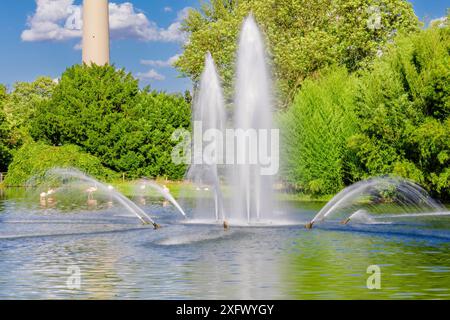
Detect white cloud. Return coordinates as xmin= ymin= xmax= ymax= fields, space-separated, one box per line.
xmin=430 ymin=16 xmax=448 ymax=28
xmin=164 ymin=7 xmax=173 ymax=13
xmin=159 ymin=7 xmax=192 ymax=43
xmin=136 ymin=69 xmax=166 ymax=81
xmin=21 ymin=0 xmax=191 ymax=43
xmin=21 ymin=0 xmax=81 ymax=41
xmin=140 ymin=54 xmax=180 ymax=68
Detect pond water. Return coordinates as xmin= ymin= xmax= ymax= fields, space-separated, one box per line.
xmin=1 ymin=188 xmax=450 ymax=300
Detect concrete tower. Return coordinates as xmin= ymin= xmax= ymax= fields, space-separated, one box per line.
xmin=82 ymin=0 xmax=110 ymax=65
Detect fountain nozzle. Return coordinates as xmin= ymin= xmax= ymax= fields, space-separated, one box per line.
xmin=153 ymin=223 xmax=161 ymax=230
xmin=305 ymin=221 xmax=314 ymax=229
xmin=341 ymin=218 xmax=351 ymax=225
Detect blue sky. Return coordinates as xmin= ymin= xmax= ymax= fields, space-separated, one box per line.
xmin=0 ymin=0 xmax=448 ymax=93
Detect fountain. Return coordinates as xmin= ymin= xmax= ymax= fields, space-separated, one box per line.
xmin=307 ymin=176 xmax=447 ymax=228
xmin=137 ymin=179 xmax=187 ymax=218
xmin=187 ymin=14 xmax=278 ymax=226
xmin=187 ymin=52 xmax=226 ymax=222
xmin=29 ymin=168 xmax=160 ymax=229
xmin=229 ymin=14 xmax=275 ymax=224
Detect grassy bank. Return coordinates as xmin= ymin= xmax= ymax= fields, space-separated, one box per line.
xmin=111 ymin=179 xmax=332 ymax=203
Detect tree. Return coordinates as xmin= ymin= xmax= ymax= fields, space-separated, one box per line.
xmin=2 ymin=77 xmax=56 ymax=145
xmin=176 ymin=0 xmax=419 ymax=106
xmin=348 ymin=21 xmax=450 ymax=200
xmin=0 ymin=84 xmax=12 ymax=172
xmin=0 ymin=109 xmax=12 ymax=172
xmin=0 ymin=84 xmax=6 ymax=102
xmin=30 ymin=64 xmax=191 ymax=180
xmin=280 ymin=67 xmax=358 ymax=195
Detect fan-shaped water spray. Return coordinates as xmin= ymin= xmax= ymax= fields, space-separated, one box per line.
xmin=30 ymin=168 xmax=159 ymax=228
xmin=307 ymin=176 xmax=446 ymax=228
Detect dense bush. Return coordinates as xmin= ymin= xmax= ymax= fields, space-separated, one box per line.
xmin=281 ymin=67 xmax=358 ymax=195
xmin=3 ymin=142 xmax=117 ymax=186
xmin=348 ymin=23 xmax=450 ymax=200
xmin=176 ymin=0 xmax=418 ymax=105
xmin=30 ymin=64 xmax=191 ymax=180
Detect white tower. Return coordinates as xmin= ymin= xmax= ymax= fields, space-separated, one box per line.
xmin=82 ymin=0 xmax=110 ymax=65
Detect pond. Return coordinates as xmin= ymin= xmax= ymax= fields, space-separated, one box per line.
xmin=1 ymin=188 xmax=450 ymax=300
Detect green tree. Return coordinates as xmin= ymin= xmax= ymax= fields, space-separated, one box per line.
xmin=30 ymin=64 xmax=191 ymax=180
xmin=349 ymin=21 xmax=450 ymax=200
xmin=2 ymin=77 xmax=56 ymax=145
xmin=176 ymin=0 xmax=418 ymax=106
xmin=0 ymin=84 xmax=6 ymax=102
xmin=280 ymin=67 xmax=358 ymax=195
xmin=0 ymin=111 xmax=12 ymax=172
xmin=0 ymin=84 xmax=12 ymax=172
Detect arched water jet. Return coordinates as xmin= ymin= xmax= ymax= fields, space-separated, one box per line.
xmin=308 ymin=176 xmax=445 ymax=228
xmin=139 ymin=180 xmax=187 ymax=218
xmin=30 ymin=168 xmax=159 ymax=228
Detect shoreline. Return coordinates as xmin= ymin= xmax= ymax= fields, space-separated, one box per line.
xmin=0 ymin=180 xmax=332 ymax=203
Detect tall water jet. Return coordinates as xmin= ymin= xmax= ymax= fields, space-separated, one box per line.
xmin=187 ymin=53 xmax=227 ymax=221
xmin=230 ymin=14 xmax=275 ymax=223
xmin=308 ymin=176 xmax=445 ymax=228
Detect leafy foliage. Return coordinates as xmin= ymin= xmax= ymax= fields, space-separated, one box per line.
xmin=348 ymin=23 xmax=450 ymax=200
xmin=0 ymin=111 xmax=12 ymax=172
xmin=2 ymin=77 xmax=55 ymax=126
xmin=280 ymin=67 xmax=358 ymax=195
xmin=176 ymin=0 xmax=418 ymax=106
xmin=1 ymin=78 xmax=56 ymax=173
xmin=3 ymin=142 xmax=117 ymax=186
xmin=0 ymin=85 xmax=12 ymax=172
xmin=280 ymin=19 xmax=450 ymax=200
xmin=30 ymin=64 xmax=191 ymax=180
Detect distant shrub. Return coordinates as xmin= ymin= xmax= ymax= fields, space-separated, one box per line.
xmin=3 ymin=142 xmax=118 ymax=186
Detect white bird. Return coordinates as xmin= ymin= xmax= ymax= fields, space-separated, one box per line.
xmin=86 ymin=186 xmax=98 ymax=193
xmin=86 ymin=186 xmax=98 ymax=200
